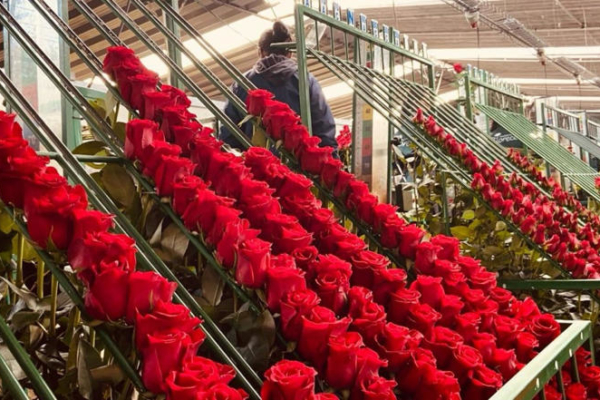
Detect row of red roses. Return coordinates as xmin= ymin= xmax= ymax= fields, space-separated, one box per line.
xmin=508 ymin=149 xmax=600 ymax=233
xmin=0 ymin=113 xmax=249 ymax=400
xmin=104 ymin=43 xmax=600 ymax=400
xmin=104 ymin=46 xmax=399 ymax=399
xmin=246 ymin=91 xmax=600 ymax=399
xmin=107 ymin=45 xmax=505 ymax=399
xmin=413 ymin=110 xmax=600 ymax=280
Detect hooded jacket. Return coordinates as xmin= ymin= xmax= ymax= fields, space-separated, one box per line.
xmin=219 ymin=54 xmax=338 ymax=150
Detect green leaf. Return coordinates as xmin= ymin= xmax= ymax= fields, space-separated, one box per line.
xmin=0 ymin=211 xmax=14 ymax=234
xmin=11 ymin=311 xmax=42 ymax=331
xmin=495 ymin=221 xmax=507 ymax=231
xmin=239 ymin=114 xmax=255 ymax=126
xmin=450 ymin=226 xmax=472 ymax=241
xmin=251 ymin=125 xmax=268 ymax=148
xmin=0 ymin=277 xmax=48 ymax=312
xmin=101 ymin=164 xmax=136 ymax=208
xmin=77 ymin=339 xmax=103 ymax=399
xmin=73 ymin=140 xmax=109 ymax=156
xmin=202 ymin=267 xmax=225 ymax=307
xmin=160 ymin=223 xmax=189 ymax=262
xmin=113 ymin=122 xmax=126 ymax=143
xmin=461 ymin=210 xmax=475 ymax=220
xmin=88 ymin=99 xmax=106 ymax=120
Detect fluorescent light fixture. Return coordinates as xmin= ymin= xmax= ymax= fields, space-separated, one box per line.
xmin=504 ymin=78 xmax=586 ymax=85
xmin=554 ymin=96 xmax=600 ymax=102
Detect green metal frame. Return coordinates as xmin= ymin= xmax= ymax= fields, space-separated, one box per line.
xmin=462 ymin=72 xmax=524 ymax=122
xmin=490 ymin=320 xmax=594 ymax=400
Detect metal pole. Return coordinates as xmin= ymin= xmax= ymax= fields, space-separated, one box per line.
xmin=295 ymin=4 xmax=312 ymax=133
xmin=165 ymin=0 xmax=182 ymax=88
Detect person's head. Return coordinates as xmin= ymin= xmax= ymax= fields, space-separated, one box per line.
xmin=258 ymin=21 xmax=292 ymax=58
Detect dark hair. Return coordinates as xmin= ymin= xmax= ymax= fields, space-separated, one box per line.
xmin=259 ymin=21 xmax=292 ymax=56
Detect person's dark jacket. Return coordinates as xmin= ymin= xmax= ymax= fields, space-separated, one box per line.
xmin=219 ymin=54 xmax=337 ymax=150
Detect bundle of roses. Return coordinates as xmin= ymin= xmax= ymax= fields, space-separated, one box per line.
xmin=0 ymin=111 xmax=248 ymax=400
xmin=102 ymin=46 xmax=599 ymax=399
xmin=337 ymin=125 xmax=352 ymax=150
xmin=413 ymin=109 xmax=600 ymax=280
xmin=508 ymin=148 xmax=600 ymax=231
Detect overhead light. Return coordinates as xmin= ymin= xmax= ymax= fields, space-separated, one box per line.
xmin=497 ymin=17 xmax=547 ymax=49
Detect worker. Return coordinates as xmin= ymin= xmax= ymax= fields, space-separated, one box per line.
xmin=219 ymin=21 xmax=338 ymax=151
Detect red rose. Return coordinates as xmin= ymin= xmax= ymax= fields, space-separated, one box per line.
xmin=515 ymin=331 xmax=539 ymax=363
xmin=413 ymin=241 xmax=441 ymax=274
xmin=206 ymin=205 xmax=242 ymax=245
xmin=166 ymin=356 xmax=235 ymax=400
xmin=422 ymin=326 xmax=464 ymax=368
xmin=311 ymin=394 xmax=337 ymax=400
xmin=529 ymin=314 xmax=560 ymax=347
xmin=490 ymin=287 xmax=514 ymax=312
xmin=141 ymin=91 xmax=174 ymax=120
xmin=26 ymin=185 xmax=87 ymax=250
xmin=261 ymin=213 xmax=313 ymax=254
xmin=325 ymin=332 xmax=364 ymax=389
xmin=84 ymin=268 xmax=129 ymax=321
xmin=429 ymin=235 xmax=460 ymax=261
xmin=566 ymin=383 xmax=588 ymax=400
xmin=261 ymin=360 xmax=316 ymax=400
xmin=291 ymin=246 xmax=319 ymax=270
xmin=190 ymin=135 xmax=223 ymax=176
xmin=276 ymin=171 xmax=312 ymax=200
xmin=353 ymin=376 xmax=396 ymax=400
xmin=204 ymin=152 xmax=242 ymax=187
xmin=454 ymin=313 xmax=482 ymax=343
xmin=333 ymin=170 xmax=356 ymax=200
xmin=181 ymin=190 xmax=234 ymax=233
xmin=453 ymin=63 xmax=464 ymax=74
xmin=379 ymin=217 xmax=404 ymax=249
xmin=140 ymin=328 xmax=206 ymax=393
xmin=160 ymin=84 xmax=191 ymax=107
xmin=354 ymin=347 xmax=387 ymax=389
xmin=461 ymin=288 xmax=489 ymax=311
xmin=242 ymin=195 xmax=282 ymax=227
xmin=125 ymin=119 xmax=163 ymax=161
xmin=347 ymin=287 xmax=374 ymax=315
xmin=280 ymin=289 xmax=320 ymax=341
xmin=243 ymin=147 xmax=278 ymax=178
xmin=396 ymin=348 xmax=437 ymax=394
xmin=103 ymin=46 xmax=141 ymax=77
xmin=0 ymin=112 xmax=23 ymax=138
xmin=443 ymin=272 xmax=468 ymax=296
xmin=299 ymin=145 xmax=333 ymax=175
xmin=412 ymin=275 xmax=446 ymax=309
xmin=372 ymin=204 xmax=400 ymax=233
xmin=126 ymin=271 xmax=177 ymax=323
xmin=213 ymin=163 xmax=253 ymax=200
xmin=141 ymin=141 xmax=183 ymax=177
xmin=580 ymin=365 xmax=600 ymax=393
xmin=463 ymin=365 xmax=503 ymax=400
xmin=388 ymin=288 xmax=421 ymax=325
xmin=469 ymin=269 xmax=497 ymax=292
xmin=374 ymin=323 xmax=423 ymax=371
xmin=71 ymin=209 xmax=114 ymax=242
xmin=170 ymin=122 xmax=204 ymax=156
xmin=68 ymin=231 xmax=136 ymax=286
xmin=372 ymin=268 xmax=407 ymax=306
xmin=160 ymin=106 xmax=196 ymax=142
xmin=406 ymin=303 xmax=441 ymax=337
xmin=297 ymin=306 xmax=351 ymax=372
xmin=349 ymin=300 xmax=386 ymax=346
xmin=216 ymin=220 xmax=259 ymax=269
xmin=266 ymin=258 xmax=306 ymax=312
xmin=128 ymin=71 xmax=159 ymax=111
xmin=350 ymin=250 xmax=389 ymax=289
xmin=311 ymin=255 xmax=352 ymax=315
xmin=355 ymin=194 xmax=379 ymax=226
xmin=135 ymin=300 xmax=201 ymax=348
xmin=199 ymin=385 xmax=248 ymax=400
xmin=152 ymin=155 xmax=195 ymax=197
xmin=448 ymin=344 xmax=483 ymax=381
xmin=305 ymin=207 xmax=337 ymax=235
xmin=24 ymin=167 xmax=67 ymax=204
xmin=246 ymin=89 xmax=273 ymax=116
xmin=494 ymin=315 xmax=523 ymax=349
xmin=264 ymin=110 xmax=300 ymax=141
xmin=321 ymin=157 xmax=343 ymax=189
xmin=172 ymin=175 xmax=207 ymax=215
xmin=274 ymin=124 xmax=305 ymax=156
xmin=490 ymin=347 xmax=519 ymax=380
xmin=414 ymin=368 xmax=460 ymax=400
xmin=234 ymin=237 xmax=271 ymax=288
xmin=439 ymin=294 xmax=465 ymax=326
